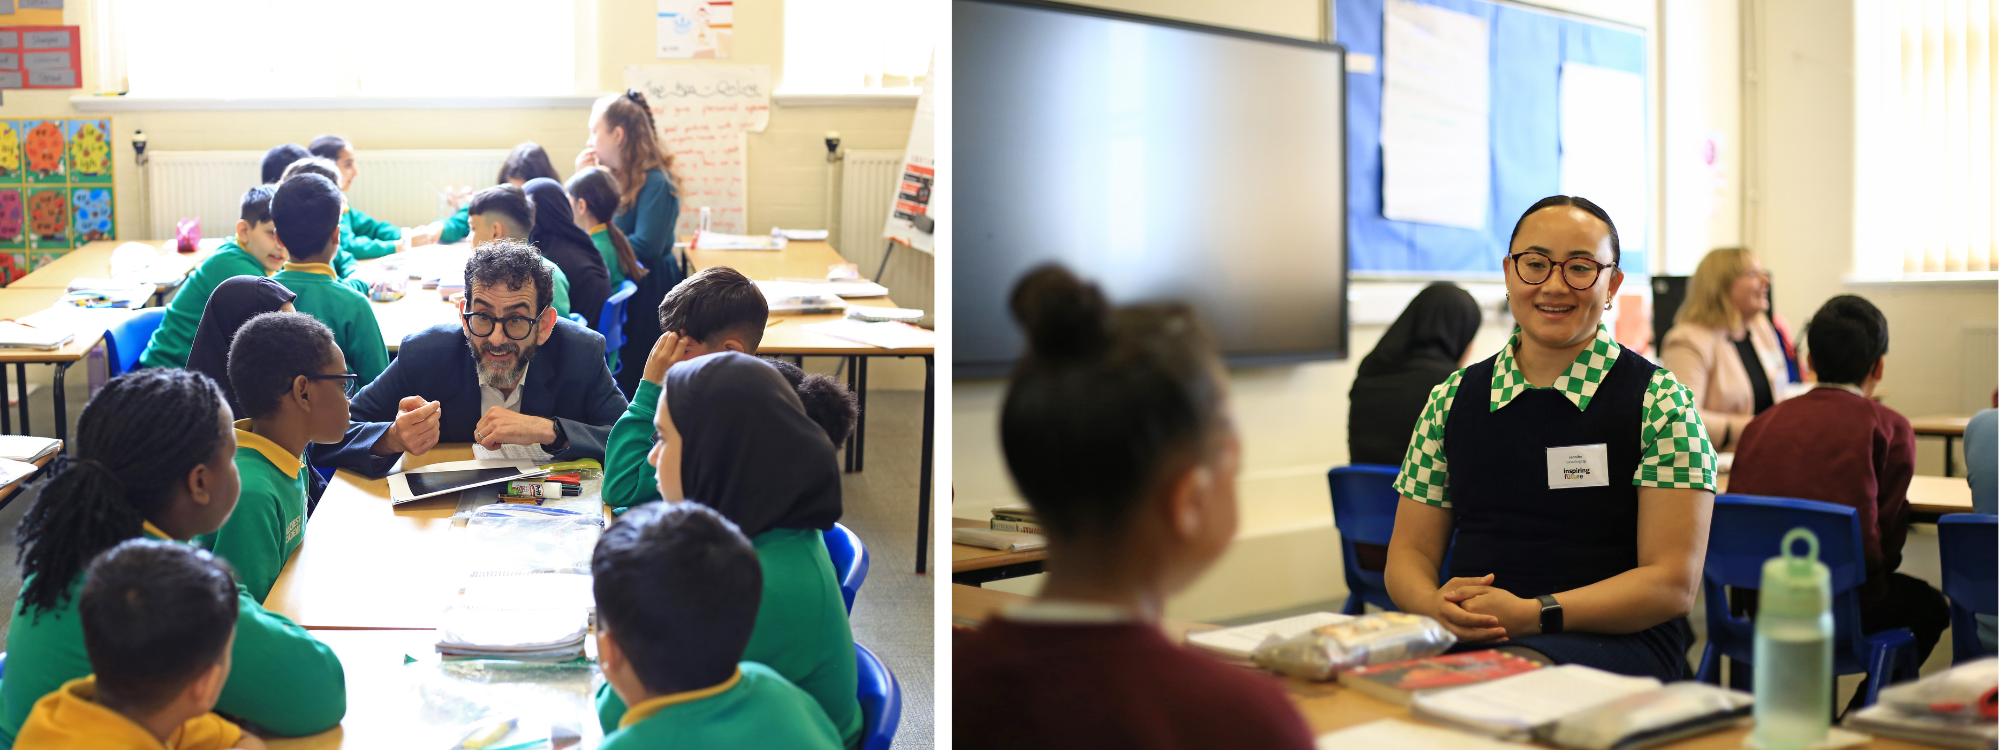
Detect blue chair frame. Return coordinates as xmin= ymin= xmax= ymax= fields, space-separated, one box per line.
xmin=102 ymin=307 xmax=168 ymax=377
xmin=1695 ymin=494 xmax=1916 ymax=708
xmin=1327 ymin=465 xmax=1403 ymax=614
xmin=855 ymin=643 xmax=901 ymax=750
xmin=823 ymin=522 xmax=870 ymax=614
xmin=596 ymin=280 xmax=638 ymax=373
xmin=1937 ymin=513 xmax=1998 ymax=663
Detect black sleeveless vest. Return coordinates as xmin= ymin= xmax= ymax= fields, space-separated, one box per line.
xmin=1441 ymin=346 xmax=1659 ymax=599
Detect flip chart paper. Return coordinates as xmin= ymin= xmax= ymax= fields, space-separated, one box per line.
xmin=624 ymin=65 xmax=772 ymax=236
xmin=1380 ymin=0 xmax=1490 ymax=230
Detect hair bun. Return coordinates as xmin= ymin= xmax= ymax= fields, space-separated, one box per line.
xmin=1010 ymin=265 xmax=1111 ymax=360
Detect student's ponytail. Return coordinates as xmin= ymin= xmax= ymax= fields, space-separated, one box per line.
xmin=594 ymin=90 xmax=679 ymax=208
xmin=565 ymin=167 xmax=649 ymax=282
xmin=15 ymin=369 xmax=229 ymax=618
xmin=1000 ymin=265 xmax=1226 ymax=542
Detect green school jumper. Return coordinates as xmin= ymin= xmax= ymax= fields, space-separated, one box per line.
xmin=274 ymin=263 xmax=389 ymax=386
xmin=589 ymin=226 xmax=628 ymax=291
xmin=598 ymin=527 xmax=863 ymax=748
xmin=601 ymin=662 xmax=843 ymax=750
xmin=440 ymin=205 xmax=470 ymax=244
xmin=603 ymin=380 xmax=665 ymax=509
xmin=544 ymin=257 xmax=572 ymax=320
xmin=0 ymin=522 xmax=345 ymax=748
xmin=195 ymin=424 xmax=307 ymax=604
xmin=137 ymin=238 xmax=270 ymax=370
xmin=342 ymin=205 xmax=402 ymax=260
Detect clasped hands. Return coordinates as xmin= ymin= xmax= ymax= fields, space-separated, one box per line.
xmin=1428 ymin=574 xmax=1543 ymax=642
xmin=375 ymin=396 xmax=556 ymax=455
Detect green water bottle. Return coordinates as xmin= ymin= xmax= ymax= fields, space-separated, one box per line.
xmin=1752 ymin=527 xmax=1834 ymax=750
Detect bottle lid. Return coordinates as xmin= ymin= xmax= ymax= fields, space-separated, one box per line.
xmin=1759 ymin=527 xmax=1831 ymax=617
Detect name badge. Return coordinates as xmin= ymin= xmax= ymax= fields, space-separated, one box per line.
xmin=1546 ymin=444 xmax=1611 ymax=489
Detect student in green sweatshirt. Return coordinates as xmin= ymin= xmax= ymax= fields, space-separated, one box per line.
xmin=137 ymin=185 xmax=290 ymax=371
xmin=310 ymin=134 xmax=434 ymax=258
xmin=597 ymin=350 xmax=861 ymax=748
xmin=431 ymin=142 xmax=562 ymax=245
xmin=466 ymin=184 xmax=573 ymax=319
xmin=596 ymin=501 xmax=843 ymax=750
xmin=277 ymin=158 xmax=377 ymax=296
xmin=194 ymin=312 xmax=354 ymax=603
xmin=0 ymin=369 xmax=345 ymax=748
xmin=268 ymin=173 xmax=390 ymax=387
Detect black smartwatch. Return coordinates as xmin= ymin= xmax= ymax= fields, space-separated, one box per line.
xmin=1537 ymin=594 xmax=1563 ymax=635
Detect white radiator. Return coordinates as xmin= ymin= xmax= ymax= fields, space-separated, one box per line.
xmin=839 ymin=149 xmax=933 ymax=326
xmin=144 ymin=149 xmax=510 ymax=240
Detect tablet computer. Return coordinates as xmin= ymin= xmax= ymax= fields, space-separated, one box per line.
xmin=387 ymin=459 xmax=544 ymax=505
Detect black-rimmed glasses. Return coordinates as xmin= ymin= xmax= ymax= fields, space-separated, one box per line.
xmin=305 ymin=373 xmax=359 ymax=397
xmin=461 ymin=308 xmax=542 ymax=340
xmin=1508 ymin=251 xmax=1617 ymax=290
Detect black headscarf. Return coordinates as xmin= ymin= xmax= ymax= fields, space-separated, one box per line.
xmin=522 ymin=177 xmax=612 ymax=327
xmin=665 ymin=352 xmax=843 ymax=538
xmin=187 ymin=275 xmax=296 ymax=417
xmin=1348 ymin=283 xmax=1482 ymax=465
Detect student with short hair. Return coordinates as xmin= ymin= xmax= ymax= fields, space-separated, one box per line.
xmin=436 ymin=142 xmax=561 ymax=245
xmin=566 ymin=166 xmax=649 ymax=300
xmin=578 ymin=90 xmax=684 ymax=395
xmin=1726 ymin=295 xmax=1949 ymax=702
xmin=603 ymin=266 xmax=770 ymax=509
xmin=268 ymin=173 xmax=390 ymax=387
xmin=15 ymin=540 xmax=266 ymax=750
xmin=524 ymin=177 xmax=612 ymax=328
xmin=467 ymin=184 xmax=574 ymax=319
xmin=137 ymin=185 xmax=291 ymax=370
xmin=955 ymin=266 xmax=1313 ymax=750
xmin=0 ymin=369 xmax=344 ymax=747
xmin=278 ymin=158 xmax=371 ymax=290
xmin=595 ymin=502 xmax=843 ymax=750
xmin=308 ymin=134 xmax=434 ymax=256
xmin=194 ymin=313 xmax=353 ymax=603
xmin=259 ymin=144 xmax=308 ymax=185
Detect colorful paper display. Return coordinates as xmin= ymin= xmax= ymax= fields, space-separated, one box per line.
xmin=0 ymin=118 xmax=117 ymax=267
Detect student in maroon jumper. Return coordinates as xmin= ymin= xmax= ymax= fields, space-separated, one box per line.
xmin=954 ymin=266 xmax=1314 ymax=750
xmin=1726 ymin=295 xmax=1948 ymax=703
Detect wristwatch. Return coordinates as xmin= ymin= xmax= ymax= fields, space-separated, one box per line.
xmin=1537 ymin=594 xmax=1563 ymax=635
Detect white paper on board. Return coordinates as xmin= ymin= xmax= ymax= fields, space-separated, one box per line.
xmin=624 ymin=65 xmax=772 ymax=236
xmin=1558 ymin=61 xmax=1648 ymax=257
xmin=657 ymin=0 xmax=732 ymax=59
xmin=1380 ymin=0 xmax=1490 ymax=230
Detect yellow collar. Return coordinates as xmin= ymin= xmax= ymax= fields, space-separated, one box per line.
xmin=588 ymin=223 xmax=607 ymax=235
xmin=281 ymin=262 xmax=338 ymax=278
xmin=141 ymin=520 xmax=170 ymax=540
xmin=233 ymin=420 xmax=301 ymax=479
xmin=618 ymin=669 xmax=742 ymax=728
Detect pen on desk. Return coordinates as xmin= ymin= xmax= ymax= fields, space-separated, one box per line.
xmin=767 ymin=319 xmax=783 ymax=327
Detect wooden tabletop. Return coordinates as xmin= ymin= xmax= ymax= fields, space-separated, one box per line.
xmin=262 ymin=629 xmax=605 ymax=750
xmin=263 ymin=446 xmax=477 ymax=630
xmin=1907 ymin=415 xmax=1972 ymax=437
xmin=1907 ymin=475 xmax=1976 ymax=515
xmin=951 ymin=585 xmax=1933 ymax=749
xmin=10 ymin=239 xmax=212 ymax=290
xmin=952 ymin=517 xmax=1050 ymax=573
xmin=690 ymin=241 xmax=935 ymax=356
xmin=0 ymin=287 xmax=125 ymax=364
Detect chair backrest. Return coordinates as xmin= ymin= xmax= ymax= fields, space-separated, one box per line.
xmin=1937 ymin=514 xmax=1998 ymax=615
xmin=1327 ymin=464 xmax=1402 ymax=547
xmin=597 ymin=280 xmax=638 ymax=365
xmin=823 ymin=523 xmax=869 ymax=614
xmin=855 ymin=643 xmax=902 ymax=750
xmin=1704 ymin=494 xmax=1878 ymax=670
xmin=105 ymin=307 xmax=169 ymax=377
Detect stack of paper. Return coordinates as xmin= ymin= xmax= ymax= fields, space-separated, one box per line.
xmin=772 ymin=279 xmax=891 ymax=298
xmin=0 ymin=436 xmax=61 ymax=462
xmin=1187 ymin=612 xmax=1353 ymax=661
xmin=1409 ymin=664 xmax=1662 ymax=740
xmin=436 ymin=602 xmax=589 ymax=661
xmin=692 ymin=231 xmax=787 ymax=251
xmin=60 ymin=279 xmax=153 ymax=309
xmin=771 ymin=227 xmax=829 ymax=241
xmin=0 ymin=457 xmax=40 ymax=487
xmin=951 ymin=527 xmax=1045 ymax=553
xmin=0 ymin=322 xmax=72 ymax=350
xmin=802 ymin=319 xmax=936 ymax=349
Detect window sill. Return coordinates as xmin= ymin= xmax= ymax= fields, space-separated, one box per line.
xmin=1842 ymin=271 xmax=2000 ymax=289
xmin=772 ymin=90 xmax=920 ymax=107
xmin=68 ymin=94 xmax=604 ymax=112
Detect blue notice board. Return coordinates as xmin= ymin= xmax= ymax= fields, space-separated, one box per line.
xmin=1339 ymin=0 xmax=1648 ymax=276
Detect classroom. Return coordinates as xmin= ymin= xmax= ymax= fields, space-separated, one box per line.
xmin=0 ymin=1 xmax=937 ymax=749
xmin=950 ymin=0 xmax=1999 ymax=748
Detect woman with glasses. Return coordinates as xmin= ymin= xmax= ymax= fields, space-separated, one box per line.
xmin=1382 ymin=196 xmax=1719 ymax=681
xmin=1659 ymin=248 xmax=1792 ymax=451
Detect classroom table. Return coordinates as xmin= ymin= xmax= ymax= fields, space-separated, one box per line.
xmin=262 ymin=629 xmax=605 ymax=750
xmin=1907 ymin=415 xmax=1972 ymax=478
xmin=950 ymin=585 xmax=1939 ymax=749
xmin=10 ymin=239 xmax=214 ymax=305
xmin=689 ymin=241 xmax=937 ymax=575
xmin=0 ymin=447 xmax=58 ymax=511
xmin=952 ymin=517 xmax=1048 ymax=586
xmin=0 ymin=287 xmax=134 ymax=445
xmin=1715 ymin=473 xmax=1975 ymax=520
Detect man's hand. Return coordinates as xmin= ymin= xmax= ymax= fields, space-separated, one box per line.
xmin=475 ymin=407 xmax=558 ymax=450
xmin=641 ymin=331 xmax=694 ymax=386
xmin=374 ymin=396 xmax=441 ymax=456
xmin=1449 ymin=584 xmax=1542 ymax=638
xmin=576 ymin=147 xmax=600 ymax=171
xmin=1426 ymin=574 xmax=1509 ymax=642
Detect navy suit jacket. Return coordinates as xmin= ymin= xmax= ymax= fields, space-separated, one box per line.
xmin=316 ymin=318 xmax=628 ymax=478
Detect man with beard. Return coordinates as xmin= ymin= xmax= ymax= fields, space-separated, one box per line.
xmin=334 ymin=239 xmax=628 ymax=474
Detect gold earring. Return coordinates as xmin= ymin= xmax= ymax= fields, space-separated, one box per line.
xmin=1604 ymin=301 xmax=1613 ymax=310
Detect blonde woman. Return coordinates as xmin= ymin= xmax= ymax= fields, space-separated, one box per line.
xmin=1659 ymin=248 xmax=1790 ymax=451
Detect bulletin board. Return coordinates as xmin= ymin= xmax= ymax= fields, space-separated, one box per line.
xmin=0 ymin=117 xmax=115 ymax=283
xmin=1339 ymin=0 xmax=1648 ymax=277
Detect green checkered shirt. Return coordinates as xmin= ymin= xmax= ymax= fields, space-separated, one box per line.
xmin=1392 ymin=324 xmax=1718 ymax=507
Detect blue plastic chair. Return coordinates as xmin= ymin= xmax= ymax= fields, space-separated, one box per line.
xmin=102 ymin=307 xmax=168 ymax=377
xmin=567 ymin=313 xmax=587 ymax=325
xmin=1937 ymin=514 xmax=1998 ymax=663
xmin=823 ymin=522 xmax=869 ymax=614
xmin=1327 ymin=465 xmax=1403 ymax=614
xmin=1695 ymin=494 xmax=1917 ymax=708
xmin=595 ymin=280 xmax=638 ymax=373
xmin=855 ymin=643 xmax=901 ymax=750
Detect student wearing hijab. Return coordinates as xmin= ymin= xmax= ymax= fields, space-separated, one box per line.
xmin=1349 ymin=283 xmax=1482 ymax=465
xmin=524 ymin=177 xmax=613 ymax=328
xmin=187 ymin=276 xmax=297 ymax=416
xmin=595 ymin=349 xmax=861 ymax=749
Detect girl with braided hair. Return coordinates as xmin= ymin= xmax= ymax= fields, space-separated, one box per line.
xmin=578 ymin=89 xmax=684 ymax=396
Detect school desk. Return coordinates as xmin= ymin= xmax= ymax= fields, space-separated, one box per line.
xmin=0 ymin=286 xmax=136 ymax=446
xmin=0 ymin=447 xmax=56 ymax=511
xmin=10 ymin=239 xmax=214 ymax=302
xmin=950 ymin=585 xmax=1937 ymax=749
xmin=688 ymin=240 xmax=937 ymax=574
xmin=1715 ymin=472 xmax=1974 ymax=521
xmin=261 ymin=629 xmax=606 ymax=750
xmin=952 ymin=517 xmax=1047 ymax=586
xmin=1907 ymin=415 xmax=1973 ymax=477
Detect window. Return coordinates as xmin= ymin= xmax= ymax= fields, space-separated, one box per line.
xmin=782 ymin=0 xmax=936 ymax=94
xmin=1855 ymin=0 xmax=1997 ymax=275
xmin=110 ymin=0 xmax=576 ymax=99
